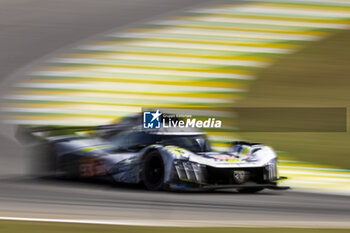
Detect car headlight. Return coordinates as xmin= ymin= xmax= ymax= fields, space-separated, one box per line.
xmin=266 ymin=158 xmax=277 ymax=181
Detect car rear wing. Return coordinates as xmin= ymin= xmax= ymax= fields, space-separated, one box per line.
xmin=15 ymin=114 xmax=142 ymax=144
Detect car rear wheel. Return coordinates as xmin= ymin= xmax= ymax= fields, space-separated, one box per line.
xmin=237 ymin=187 xmax=264 ymax=193
xmin=142 ymin=151 xmax=165 ymax=191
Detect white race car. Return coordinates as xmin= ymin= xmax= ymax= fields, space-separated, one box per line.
xmin=16 ymin=115 xmax=289 ymax=193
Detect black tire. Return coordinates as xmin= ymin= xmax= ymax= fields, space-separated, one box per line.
xmin=142 ymin=151 xmax=165 ymax=191
xmin=237 ymin=187 xmax=264 ymax=194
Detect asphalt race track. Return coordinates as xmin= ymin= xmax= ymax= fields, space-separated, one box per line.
xmin=0 ymin=177 xmax=350 ymax=227
xmin=0 ymin=0 xmax=349 ymax=227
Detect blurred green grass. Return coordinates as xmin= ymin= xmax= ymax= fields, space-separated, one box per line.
xmin=0 ymin=221 xmax=349 ymax=233
xmin=235 ymin=30 xmax=350 ymax=169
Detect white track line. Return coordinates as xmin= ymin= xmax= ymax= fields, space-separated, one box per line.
xmin=151 ymin=19 xmax=348 ymax=30
xmin=146 ymin=28 xmax=321 ymax=41
xmin=4 ymin=94 xmax=233 ymax=104
xmin=126 ymin=41 xmax=293 ymax=54
xmin=97 ymin=29 xmax=320 ymax=41
xmin=51 ymin=56 xmax=268 ymax=68
xmin=31 ymin=69 xmax=253 ymax=80
xmin=80 ymin=42 xmax=292 ymax=54
xmin=14 ymin=82 xmax=240 ymax=93
xmin=110 ymin=32 xmax=282 ymax=43
xmin=1 ymin=217 xmax=350 ymax=228
xmin=1 ymin=120 xmax=111 ymax=126
xmin=0 ymin=107 xmax=137 ymax=115
xmin=280 ymin=170 xmax=350 ymax=178
xmin=192 ymin=6 xmax=350 ymax=18
xmin=252 ymin=0 xmax=350 ymax=5
xmin=230 ymin=6 xmax=350 ymax=18
xmin=195 ymin=16 xmax=350 ymax=29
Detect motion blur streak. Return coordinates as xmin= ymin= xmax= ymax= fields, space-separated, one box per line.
xmin=278 ymin=159 xmax=350 ymax=195
xmin=1 ymin=0 xmax=350 ymax=195
xmin=0 ymin=0 xmax=349 ymax=228
xmin=2 ymin=1 xmax=350 ymax=129
xmin=0 ymin=178 xmax=349 ymax=227
xmin=0 ymin=216 xmax=350 ymax=228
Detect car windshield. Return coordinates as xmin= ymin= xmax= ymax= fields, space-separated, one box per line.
xmin=108 ymin=131 xmax=155 ymax=151
xmin=108 ymin=131 xmax=210 ymax=153
xmin=155 ymin=134 xmax=210 ymax=153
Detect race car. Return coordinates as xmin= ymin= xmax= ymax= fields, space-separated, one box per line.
xmin=16 ymin=115 xmax=288 ymax=193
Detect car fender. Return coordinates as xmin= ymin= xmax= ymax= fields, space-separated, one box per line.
xmin=141 ymin=145 xmax=189 ymax=184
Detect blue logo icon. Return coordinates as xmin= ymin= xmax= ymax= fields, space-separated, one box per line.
xmin=143 ymin=110 xmax=162 ymax=129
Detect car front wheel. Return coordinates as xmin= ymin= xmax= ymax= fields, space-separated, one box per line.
xmin=142 ymin=151 xmax=165 ymax=191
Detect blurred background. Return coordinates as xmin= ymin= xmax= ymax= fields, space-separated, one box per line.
xmin=0 ymin=0 xmax=349 ymax=232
